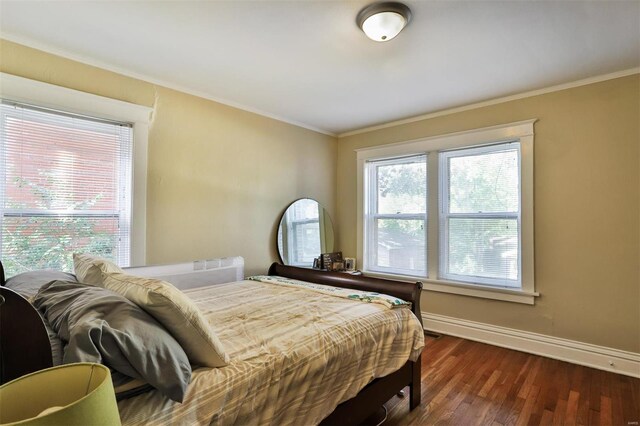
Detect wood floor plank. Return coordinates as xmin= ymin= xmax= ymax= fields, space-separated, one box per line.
xmin=588 ymin=409 xmax=600 ymax=426
xmin=482 ymin=370 xmax=520 ymax=426
xmin=576 ymin=367 xmax=592 ymax=426
xmin=530 ymin=358 xmax=558 ymax=425
xmin=599 ymin=396 xmax=612 ymax=426
xmin=552 ymin=399 xmax=568 ymax=426
xmin=564 ymin=390 xmax=580 ymax=426
xmin=516 ymin=384 xmax=540 ymax=426
xmin=518 ymin=357 xmax=543 ymax=399
xmin=588 ymin=369 xmax=602 ymax=412
xmin=447 ymin=400 xmax=472 ymax=425
xmin=382 ymin=334 xmax=639 ymax=426
xmin=539 ymin=409 xmax=554 ymax=426
xmin=494 ymin=358 xmax=530 ymax=425
xmin=620 ymin=375 xmax=640 ymax=424
xmin=503 ymin=394 xmax=526 ymax=426
xmin=479 ymin=370 xmax=502 ymax=398
xmin=433 ymin=383 xmax=470 ymax=424
xmin=610 ymin=374 xmax=625 ymax=426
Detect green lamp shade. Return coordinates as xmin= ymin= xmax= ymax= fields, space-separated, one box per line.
xmin=0 ymin=363 xmax=121 ymax=426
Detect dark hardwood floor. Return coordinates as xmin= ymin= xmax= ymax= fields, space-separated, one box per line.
xmin=383 ymin=335 xmax=639 ymax=425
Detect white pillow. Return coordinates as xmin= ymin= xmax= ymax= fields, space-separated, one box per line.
xmin=101 ymin=271 xmax=229 ymax=368
xmin=73 ymin=253 xmax=123 ymax=286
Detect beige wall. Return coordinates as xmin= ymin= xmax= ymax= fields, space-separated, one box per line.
xmin=0 ymin=40 xmax=337 ymax=275
xmin=337 ymin=74 xmax=640 ymax=353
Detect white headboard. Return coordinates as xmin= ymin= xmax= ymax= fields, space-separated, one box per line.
xmin=123 ymin=256 xmax=244 ymax=291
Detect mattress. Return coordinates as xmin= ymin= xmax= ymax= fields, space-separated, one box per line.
xmin=117 ymin=279 xmax=424 ymax=425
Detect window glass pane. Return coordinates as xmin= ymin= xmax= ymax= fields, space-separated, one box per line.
xmin=1 ymin=216 xmax=120 ymax=273
xmin=374 ymin=218 xmax=426 ymax=275
xmin=447 ymin=218 xmax=519 ymax=283
xmin=448 ymin=148 xmax=519 ymax=213
xmin=377 ymin=158 xmax=426 ymax=214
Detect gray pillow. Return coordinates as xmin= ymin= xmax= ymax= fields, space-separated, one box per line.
xmin=5 ymin=270 xmax=77 ymax=299
xmin=33 ymin=280 xmax=192 ymax=402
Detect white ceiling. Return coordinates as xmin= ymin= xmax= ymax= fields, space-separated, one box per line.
xmin=1 ymin=1 xmax=638 ymax=135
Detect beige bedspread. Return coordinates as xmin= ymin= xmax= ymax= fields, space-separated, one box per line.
xmin=118 ymin=279 xmax=424 ymax=425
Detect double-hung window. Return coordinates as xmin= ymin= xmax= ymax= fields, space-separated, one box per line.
xmin=358 ymin=120 xmax=536 ymax=304
xmin=0 ymin=73 xmax=151 ymax=276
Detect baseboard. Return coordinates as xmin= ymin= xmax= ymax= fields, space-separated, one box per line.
xmin=422 ymin=312 xmax=640 ymax=378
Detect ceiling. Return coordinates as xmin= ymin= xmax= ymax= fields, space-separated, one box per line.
xmin=1 ymin=1 xmax=638 ymax=135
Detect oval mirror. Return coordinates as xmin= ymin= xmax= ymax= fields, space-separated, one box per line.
xmin=277 ymin=198 xmax=334 ymax=268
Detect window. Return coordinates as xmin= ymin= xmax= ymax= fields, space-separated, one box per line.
xmin=365 ymin=155 xmax=427 ymax=276
xmin=0 ymin=73 xmax=151 ymax=276
xmin=358 ymin=120 xmax=536 ymax=304
xmin=0 ymin=102 xmax=133 ymax=275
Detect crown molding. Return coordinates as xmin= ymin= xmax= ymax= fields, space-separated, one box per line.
xmin=339 ymin=68 xmax=640 ymax=138
xmin=3 ymin=34 xmax=637 ymax=140
xmin=0 ymin=34 xmax=337 ymax=137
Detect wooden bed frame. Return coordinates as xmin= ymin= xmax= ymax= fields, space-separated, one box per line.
xmin=0 ymin=261 xmax=423 ymax=425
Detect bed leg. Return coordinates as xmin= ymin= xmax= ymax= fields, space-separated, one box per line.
xmin=409 ymin=355 xmax=421 ymax=410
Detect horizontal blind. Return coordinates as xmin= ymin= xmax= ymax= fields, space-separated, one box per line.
xmin=0 ymin=101 xmax=133 ymax=275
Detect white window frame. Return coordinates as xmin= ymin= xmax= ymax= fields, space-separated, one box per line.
xmin=0 ymin=73 xmax=152 ymax=266
xmin=356 ymin=120 xmax=537 ymax=304
xmin=364 ymin=155 xmax=428 ymax=277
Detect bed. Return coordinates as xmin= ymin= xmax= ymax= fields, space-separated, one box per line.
xmin=0 ymin=258 xmax=424 ymax=425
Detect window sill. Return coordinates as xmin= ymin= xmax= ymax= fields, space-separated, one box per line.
xmin=363 ymin=270 xmax=539 ymax=305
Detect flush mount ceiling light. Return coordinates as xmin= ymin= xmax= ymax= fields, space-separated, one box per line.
xmin=356 ymin=2 xmax=412 ymax=42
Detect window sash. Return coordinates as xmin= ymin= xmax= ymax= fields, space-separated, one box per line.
xmin=364 ymin=154 xmax=427 ymax=277
xmin=439 ymin=142 xmax=522 ymax=288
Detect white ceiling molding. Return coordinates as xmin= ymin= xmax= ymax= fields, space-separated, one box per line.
xmin=339 ymin=68 xmax=640 ymax=138
xmin=0 ymin=33 xmax=337 ymax=137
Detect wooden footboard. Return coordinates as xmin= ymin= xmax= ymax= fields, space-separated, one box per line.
xmin=268 ymin=263 xmax=423 ymax=424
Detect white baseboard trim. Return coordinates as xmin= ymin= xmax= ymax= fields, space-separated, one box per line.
xmin=422 ymin=312 xmax=640 ymax=378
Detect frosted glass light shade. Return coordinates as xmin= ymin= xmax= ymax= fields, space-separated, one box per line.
xmin=357 ymin=2 xmax=412 ymax=42
xmin=0 ymin=363 xmax=121 ymax=426
xmin=362 ymin=12 xmax=407 ymax=42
